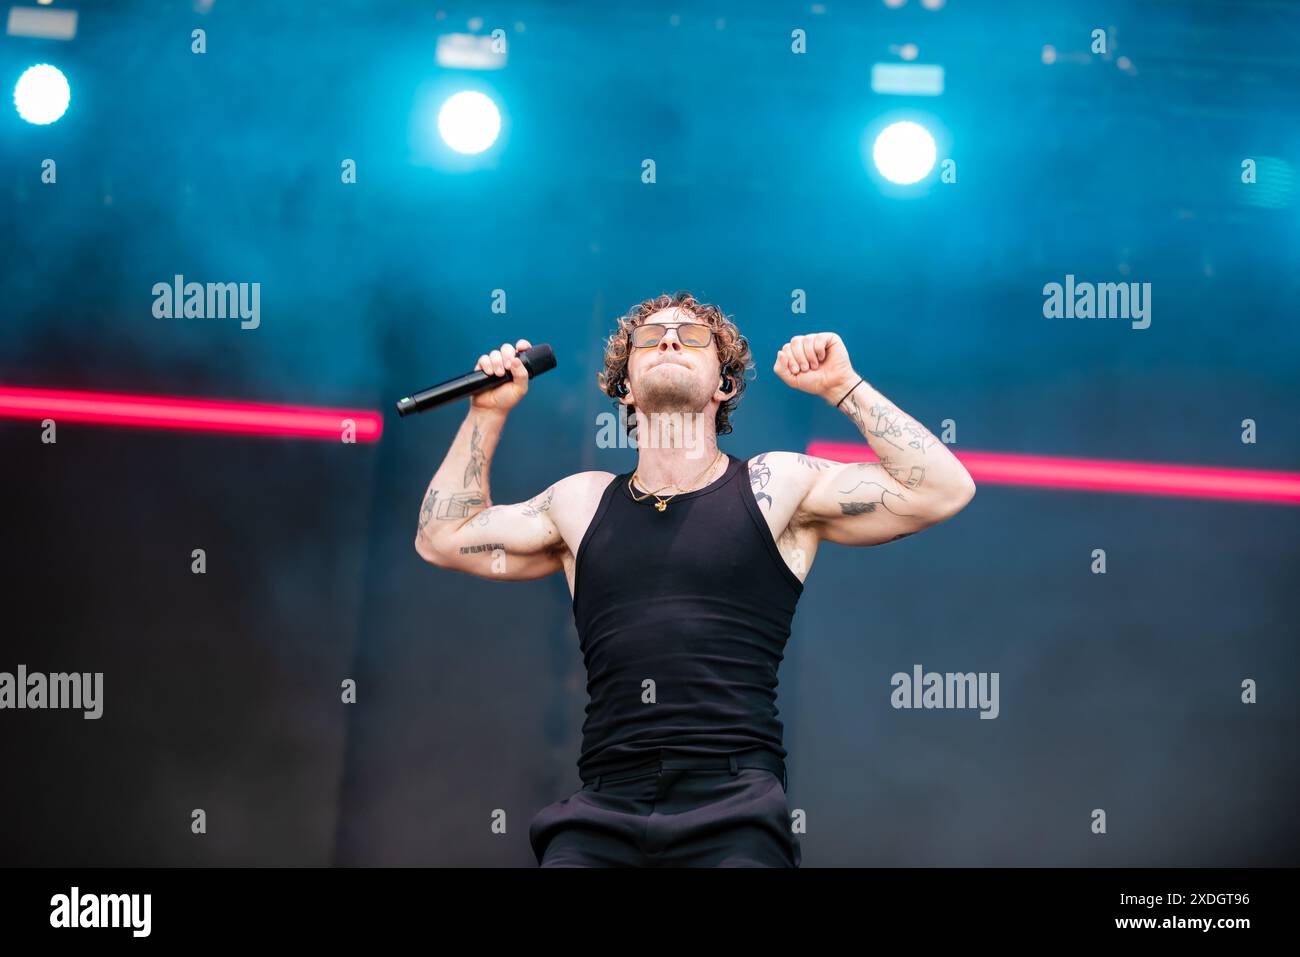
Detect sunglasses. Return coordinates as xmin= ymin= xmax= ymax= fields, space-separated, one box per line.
xmin=630 ymin=322 xmax=714 ymax=348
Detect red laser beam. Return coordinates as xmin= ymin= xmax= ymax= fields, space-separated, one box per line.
xmin=806 ymin=441 xmax=1300 ymax=505
xmin=0 ymin=386 xmax=383 ymax=442
xmin=1 ymin=388 xmax=1291 ymax=500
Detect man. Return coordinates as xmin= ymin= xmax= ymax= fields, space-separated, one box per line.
xmin=414 ymin=291 xmax=976 ymax=867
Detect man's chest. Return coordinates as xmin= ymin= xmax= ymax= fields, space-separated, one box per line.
xmin=555 ymin=460 xmax=820 ymax=599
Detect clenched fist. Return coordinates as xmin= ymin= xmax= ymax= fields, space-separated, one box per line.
xmin=773 ymin=333 xmax=859 ymax=404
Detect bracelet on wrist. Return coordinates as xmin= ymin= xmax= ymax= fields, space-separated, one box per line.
xmin=834 ymin=376 xmax=864 ymax=408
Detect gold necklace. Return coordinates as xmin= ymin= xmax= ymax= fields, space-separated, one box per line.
xmin=628 ymin=449 xmax=725 ymax=512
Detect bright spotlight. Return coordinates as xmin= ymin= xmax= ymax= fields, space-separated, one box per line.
xmin=437 ymin=91 xmax=501 ymax=154
xmin=872 ymin=120 xmax=936 ymax=185
xmin=13 ymin=64 xmax=70 ymax=125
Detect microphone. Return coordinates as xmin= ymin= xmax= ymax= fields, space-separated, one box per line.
xmin=395 ymin=343 xmax=557 ymax=417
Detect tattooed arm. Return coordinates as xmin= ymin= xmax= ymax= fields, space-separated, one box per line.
xmin=803 ymin=381 xmax=976 ymax=545
xmin=772 ymin=332 xmax=976 ymax=547
xmin=413 ymin=407 xmax=567 ymax=579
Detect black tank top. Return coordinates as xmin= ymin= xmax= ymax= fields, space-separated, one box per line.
xmin=570 ymin=452 xmax=805 ymax=780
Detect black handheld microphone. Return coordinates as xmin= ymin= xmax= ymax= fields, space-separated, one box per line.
xmin=395 ymin=343 xmax=557 ymax=417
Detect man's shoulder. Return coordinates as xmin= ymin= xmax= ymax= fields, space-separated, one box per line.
xmin=745 ymin=451 xmax=839 ymax=502
xmin=746 ymin=450 xmax=839 ymax=472
xmin=560 ymin=469 xmax=619 ymax=485
xmin=551 ymin=470 xmax=619 ymax=501
xmin=544 ymin=472 xmax=620 ymax=536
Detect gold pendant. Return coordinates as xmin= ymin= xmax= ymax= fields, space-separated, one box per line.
xmin=655 ymin=501 xmax=667 ymax=512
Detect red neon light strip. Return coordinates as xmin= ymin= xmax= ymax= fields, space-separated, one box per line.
xmin=0 ymin=389 xmax=1291 ymax=499
xmin=0 ymin=386 xmax=383 ymax=442
xmin=806 ymin=441 xmax=1300 ymax=505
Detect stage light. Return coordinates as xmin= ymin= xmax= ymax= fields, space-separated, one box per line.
xmin=437 ymin=91 xmax=501 ymax=154
xmin=806 ymin=442 xmax=1300 ymax=506
xmin=13 ymin=63 xmax=69 ymax=125
xmin=0 ymin=386 xmax=383 ymax=442
xmin=872 ymin=120 xmax=936 ymax=185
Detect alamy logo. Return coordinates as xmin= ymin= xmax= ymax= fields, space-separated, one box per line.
xmin=596 ymin=406 xmax=711 ymax=458
xmin=50 ymin=887 xmax=151 ymax=937
xmin=1042 ymin=274 xmax=1150 ymax=329
xmin=0 ymin=665 xmax=103 ymax=719
xmin=890 ymin=664 xmax=999 ymax=719
xmin=152 ymin=274 xmax=261 ymax=329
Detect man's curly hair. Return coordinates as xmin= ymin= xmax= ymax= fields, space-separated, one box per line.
xmin=597 ymin=291 xmax=754 ymax=437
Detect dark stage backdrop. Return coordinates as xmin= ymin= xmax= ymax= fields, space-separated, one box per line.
xmin=1 ymin=0 xmax=1297 ymax=866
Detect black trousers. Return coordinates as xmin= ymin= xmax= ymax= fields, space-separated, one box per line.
xmin=528 ymin=750 xmax=801 ymax=867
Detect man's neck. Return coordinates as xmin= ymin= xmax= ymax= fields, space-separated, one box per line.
xmin=632 ymin=427 xmax=724 ymax=492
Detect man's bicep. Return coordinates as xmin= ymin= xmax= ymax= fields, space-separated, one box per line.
xmin=420 ymin=488 xmax=564 ymax=578
xmin=798 ymin=460 xmax=930 ymax=546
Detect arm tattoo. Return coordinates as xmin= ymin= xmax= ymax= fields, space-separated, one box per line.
xmin=877 ymin=454 xmax=926 ymax=490
xmin=521 ymin=486 xmax=554 ymax=517
xmin=748 ymin=453 xmax=773 ymax=511
xmin=836 ymin=477 xmax=914 ymax=517
xmin=418 ymin=490 xmax=486 ymax=532
xmin=841 ymin=393 xmax=868 ymax=436
xmin=861 ymin=402 xmax=939 ymax=454
xmin=464 ymin=423 xmax=485 ymax=488
xmin=459 ymin=542 xmax=505 ymax=554
xmin=796 ymin=454 xmax=832 ymax=471
xmin=417 ymin=488 xmax=440 ymax=533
